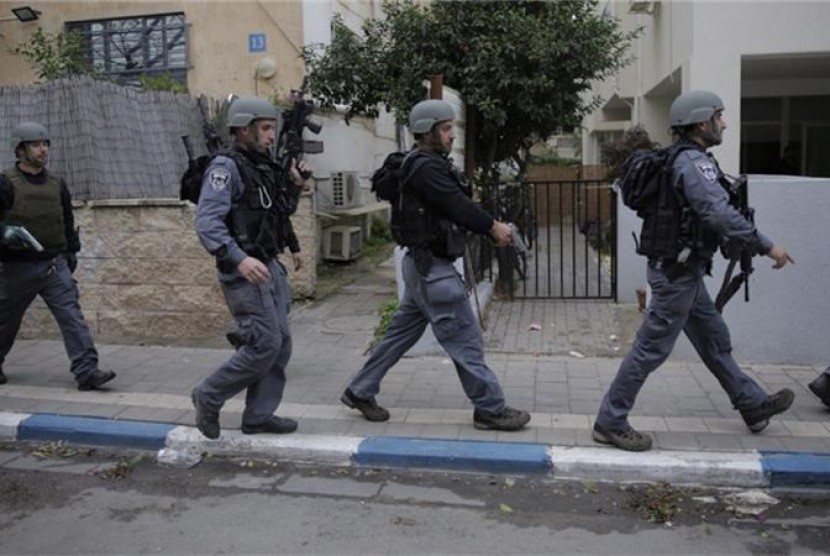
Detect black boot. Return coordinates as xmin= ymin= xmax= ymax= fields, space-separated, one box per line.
xmin=77 ymin=369 xmax=116 ymax=391
xmin=808 ymin=373 xmax=830 ymax=409
xmin=741 ymin=388 xmax=795 ymax=433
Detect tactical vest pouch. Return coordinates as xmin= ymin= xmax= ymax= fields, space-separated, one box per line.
xmin=637 ymin=208 xmax=679 ymax=260
xmin=440 ymin=221 xmax=466 ymax=260
xmin=618 ymin=145 xmax=695 ymax=261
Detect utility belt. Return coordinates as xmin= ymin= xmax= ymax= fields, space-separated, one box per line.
xmin=407 ymin=246 xmax=460 ymax=276
xmin=648 ymin=254 xmax=711 ymax=281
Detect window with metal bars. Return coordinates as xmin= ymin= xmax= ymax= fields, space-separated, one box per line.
xmin=66 ymin=12 xmax=188 ymax=87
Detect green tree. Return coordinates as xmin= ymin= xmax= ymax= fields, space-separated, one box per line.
xmin=14 ymin=27 xmax=95 ymax=81
xmin=302 ymin=0 xmax=637 ymax=180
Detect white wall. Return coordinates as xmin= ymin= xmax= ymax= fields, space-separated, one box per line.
xmin=616 ymin=175 xmax=830 ymax=365
xmin=587 ymin=0 xmax=830 ymax=171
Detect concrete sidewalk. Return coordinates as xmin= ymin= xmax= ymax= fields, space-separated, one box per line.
xmin=2 ymin=258 xmax=830 ymax=488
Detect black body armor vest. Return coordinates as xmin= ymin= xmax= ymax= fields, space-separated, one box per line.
xmin=397 ymin=153 xmax=467 ymax=260
xmin=224 ymin=149 xmax=296 ymax=261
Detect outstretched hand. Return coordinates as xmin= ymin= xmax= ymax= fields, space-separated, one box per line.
xmin=768 ymin=245 xmax=794 ymax=269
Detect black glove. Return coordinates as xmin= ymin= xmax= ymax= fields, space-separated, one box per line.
xmin=66 ymin=253 xmax=78 ymax=273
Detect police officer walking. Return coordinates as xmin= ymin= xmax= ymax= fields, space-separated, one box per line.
xmin=340 ymin=99 xmax=531 ymax=431
xmin=0 ymin=122 xmax=115 ymax=390
xmin=190 ymin=97 xmax=305 ymax=439
xmin=593 ymin=91 xmax=795 ymax=451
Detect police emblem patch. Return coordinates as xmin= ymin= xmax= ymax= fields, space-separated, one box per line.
xmin=695 ymin=160 xmax=718 ymax=183
xmin=209 ymin=169 xmax=230 ymax=191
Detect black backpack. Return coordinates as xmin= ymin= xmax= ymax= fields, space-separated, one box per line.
xmin=371 ymin=151 xmax=432 ymax=243
xmin=618 ymin=146 xmax=688 ymax=214
xmin=180 ymin=150 xmax=249 ymax=204
xmin=180 ymin=154 xmax=216 ymax=204
xmin=617 ymin=145 xmax=693 ymax=259
xmin=371 ymin=151 xmax=407 ymax=202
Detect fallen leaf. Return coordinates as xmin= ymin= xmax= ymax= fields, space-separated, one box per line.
xmin=499 ymin=503 xmax=514 ymax=513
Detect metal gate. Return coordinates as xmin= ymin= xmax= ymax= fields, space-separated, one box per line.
xmin=480 ymin=179 xmax=617 ymax=300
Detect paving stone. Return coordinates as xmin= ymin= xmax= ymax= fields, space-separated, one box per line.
xmin=6 ymin=271 xmax=830 ymax=462
xmin=418 ymin=424 xmax=464 ymax=440
xmin=535 ymin=427 xmax=577 ymax=446
xmin=781 ymin=420 xmax=830 ymax=437
xmin=665 ymin=417 xmax=709 ymax=433
xmin=652 ymin=431 xmax=701 ymax=451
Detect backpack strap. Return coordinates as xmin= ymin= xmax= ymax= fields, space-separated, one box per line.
xmin=663 ymin=143 xmax=696 ymax=200
xmin=398 ymin=151 xmax=432 ymax=206
xmin=401 ymin=153 xmax=430 ymax=188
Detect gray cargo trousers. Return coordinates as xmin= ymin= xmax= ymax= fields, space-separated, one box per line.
xmin=347 ymin=252 xmax=506 ymax=414
xmin=595 ymin=262 xmax=768 ymax=431
xmin=0 ymin=256 xmax=99 ymax=381
xmin=195 ymin=259 xmax=292 ymax=426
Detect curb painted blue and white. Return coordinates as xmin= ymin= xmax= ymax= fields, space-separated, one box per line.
xmin=2 ymin=411 xmax=829 ymax=489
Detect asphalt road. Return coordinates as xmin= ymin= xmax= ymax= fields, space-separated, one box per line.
xmin=1 ymin=441 xmax=829 ymax=555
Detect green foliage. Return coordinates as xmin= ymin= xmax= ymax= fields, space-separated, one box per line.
xmin=370 ymin=215 xmax=392 ymax=242
xmin=303 ymin=0 xmax=638 ymax=179
xmin=14 ymin=27 xmax=95 ymax=81
xmin=372 ymin=297 xmax=400 ymax=348
xmin=138 ymin=72 xmax=188 ymax=94
xmin=601 ymin=124 xmax=660 ymax=180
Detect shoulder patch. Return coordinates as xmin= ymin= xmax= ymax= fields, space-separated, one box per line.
xmin=209 ymin=168 xmax=230 ymax=192
xmin=695 ymin=160 xmax=718 ymax=183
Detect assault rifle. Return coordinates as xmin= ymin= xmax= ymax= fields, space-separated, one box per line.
xmin=276 ymin=76 xmax=323 ymax=180
xmin=198 ymin=96 xmax=225 ymax=155
xmin=714 ymin=174 xmax=753 ymax=313
xmin=179 ymin=96 xmax=227 ymax=203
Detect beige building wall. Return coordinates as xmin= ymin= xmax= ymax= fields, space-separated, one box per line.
xmin=0 ymin=0 xmax=306 ymax=100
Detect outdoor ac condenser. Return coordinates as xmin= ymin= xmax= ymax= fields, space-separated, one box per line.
xmin=322 ymin=225 xmax=363 ymax=261
xmin=329 ymin=171 xmax=362 ymax=209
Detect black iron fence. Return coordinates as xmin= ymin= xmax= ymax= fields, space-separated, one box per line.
xmin=476 ymin=178 xmax=617 ymax=300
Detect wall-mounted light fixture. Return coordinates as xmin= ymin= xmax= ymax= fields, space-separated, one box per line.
xmin=255 ymin=57 xmax=277 ymax=80
xmin=0 ymin=6 xmax=41 ymax=22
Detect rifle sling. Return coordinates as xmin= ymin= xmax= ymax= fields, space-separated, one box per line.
xmin=715 ymin=257 xmax=745 ymax=313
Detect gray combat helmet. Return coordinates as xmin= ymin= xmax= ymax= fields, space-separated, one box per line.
xmin=226 ymin=96 xmax=279 ymax=128
xmin=10 ymin=121 xmax=50 ymax=151
xmin=670 ymin=91 xmax=725 ymax=127
xmin=409 ymin=99 xmax=455 ymax=134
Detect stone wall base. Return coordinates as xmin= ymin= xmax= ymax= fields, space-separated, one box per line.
xmin=19 ymin=196 xmax=316 ymax=343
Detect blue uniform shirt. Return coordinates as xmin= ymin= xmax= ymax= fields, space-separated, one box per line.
xmin=195 ymin=155 xmax=249 ymax=268
xmin=674 ymin=148 xmax=773 ymax=255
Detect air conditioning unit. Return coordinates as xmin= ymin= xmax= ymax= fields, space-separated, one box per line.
xmin=330 ymin=171 xmax=362 ymax=209
xmin=322 ymin=225 xmax=363 ymax=261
